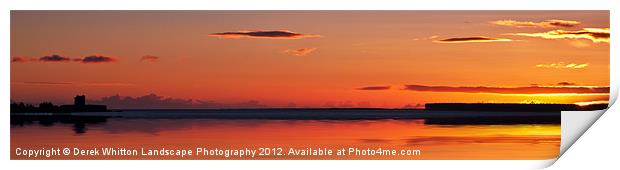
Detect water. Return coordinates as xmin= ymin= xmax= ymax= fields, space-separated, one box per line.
xmin=10 ymin=109 xmax=560 ymax=160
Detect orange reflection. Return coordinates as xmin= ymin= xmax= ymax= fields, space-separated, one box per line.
xmin=11 ymin=119 xmax=559 ymax=160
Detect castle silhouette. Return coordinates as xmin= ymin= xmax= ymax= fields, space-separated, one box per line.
xmin=59 ymin=95 xmax=107 ymax=112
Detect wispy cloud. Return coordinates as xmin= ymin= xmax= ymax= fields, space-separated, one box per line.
xmin=491 ymin=19 xmax=580 ymax=28
xmin=80 ymin=83 xmax=135 ymax=86
xmin=11 ymin=57 xmax=34 ymax=63
xmin=39 ymin=55 xmax=71 ymax=62
xmin=92 ymin=94 xmax=215 ymax=109
xmin=283 ymin=48 xmax=317 ymax=56
xmin=413 ymin=35 xmax=439 ymax=41
xmin=403 ymin=84 xmax=609 ymax=94
xmin=535 ymin=62 xmax=588 ymax=69
xmin=434 ymin=36 xmax=513 ymax=43
xmin=209 ymin=30 xmax=320 ymax=39
xmin=18 ymin=81 xmax=73 ymax=85
xmin=356 ymin=86 xmax=391 ymax=90
xmin=13 ymin=55 xmax=119 ymax=64
xmin=91 ymin=94 xmax=265 ymax=109
xmin=508 ymin=28 xmax=609 ymax=43
xmin=141 ymin=55 xmax=160 ymax=62
xmin=12 ymin=81 xmax=134 ymax=86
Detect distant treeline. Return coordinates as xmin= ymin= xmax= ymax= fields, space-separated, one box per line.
xmin=11 ymin=102 xmax=58 ymax=113
xmin=11 ymin=101 xmax=607 ymax=113
xmin=425 ymin=103 xmax=608 ymax=112
xmin=10 ymin=102 xmax=107 ymax=113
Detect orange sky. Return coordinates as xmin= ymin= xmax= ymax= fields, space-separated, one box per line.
xmin=10 ymin=11 xmax=610 ymax=108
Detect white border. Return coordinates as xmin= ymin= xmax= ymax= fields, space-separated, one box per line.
xmin=1 ymin=0 xmax=617 ymax=170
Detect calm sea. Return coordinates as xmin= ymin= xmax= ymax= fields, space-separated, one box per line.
xmin=10 ymin=109 xmax=560 ymax=160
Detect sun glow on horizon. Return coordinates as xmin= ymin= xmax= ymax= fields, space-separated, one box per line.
xmin=574 ymin=100 xmax=609 ymax=106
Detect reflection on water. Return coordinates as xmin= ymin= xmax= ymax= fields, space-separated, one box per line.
xmin=11 ymin=115 xmax=109 ymax=134
xmin=11 ymin=115 xmax=560 ymax=160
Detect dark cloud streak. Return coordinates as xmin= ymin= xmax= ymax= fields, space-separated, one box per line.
xmin=11 ymin=57 xmax=32 ymax=63
xmin=557 ymin=82 xmax=576 ymax=86
xmin=209 ymin=30 xmax=320 ymax=39
xmin=141 ymin=55 xmax=160 ymax=62
xmin=356 ymin=86 xmax=391 ymax=90
xmin=403 ymin=84 xmax=609 ymax=94
xmin=19 ymin=81 xmax=73 ymax=85
xmin=13 ymin=55 xmax=118 ymax=64
xmin=434 ymin=36 xmax=512 ymax=43
xmin=39 ymin=55 xmax=70 ymax=62
xmin=79 ymin=56 xmax=116 ymax=63
xmin=91 ymin=94 xmax=266 ymax=109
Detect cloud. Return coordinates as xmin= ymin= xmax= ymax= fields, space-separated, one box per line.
xmin=11 ymin=81 xmax=134 ymax=86
xmin=491 ymin=19 xmax=580 ymax=28
xmin=434 ymin=36 xmax=513 ymax=43
xmin=91 ymin=94 xmax=220 ymax=109
xmin=535 ymin=62 xmax=588 ymax=69
xmin=557 ymin=82 xmax=576 ymax=86
xmin=283 ymin=48 xmax=317 ymax=56
xmin=209 ymin=30 xmax=320 ymax=39
xmin=91 ymin=94 xmax=265 ymax=109
xmin=141 ymin=55 xmax=160 ymax=62
xmin=356 ymin=86 xmax=391 ymax=90
xmin=18 ymin=81 xmax=73 ymax=85
xmin=413 ymin=35 xmax=439 ymax=41
xmin=78 ymin=83 xmax=134 ymax=86
xmin=14 ymin=55 xmax=119 ymax=64
xmin=39 ymin=55 xmax=71 ymax=62
xmin=403 ymin=84 xmax=609 ymax=94
xmin=79 ymin=56 xmax=116 ymax=64
xmin=509 ymin=28 xmax=609 ymax=43
xmin=11 ymin=57 xmax=33 ymax=63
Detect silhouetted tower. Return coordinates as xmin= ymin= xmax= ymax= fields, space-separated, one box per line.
xmin=74 ymin=95 xmax=86 ymax=107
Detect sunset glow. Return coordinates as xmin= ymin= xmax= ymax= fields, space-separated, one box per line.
xmin=10 ymin=11 xmax=609 ymax=109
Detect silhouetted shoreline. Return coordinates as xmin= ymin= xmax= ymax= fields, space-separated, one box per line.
xmin=10 ymin=95 xmax=108 ymax=113
xmin=11 ymin=109 xmax=562 ymax=134
xmin=425 ymin=103 xmax=608 ymax=112
xmin=10 ymin=96 xmax=607 ymax=128
xmin=11 ymin=94 xmax=608 ymax=114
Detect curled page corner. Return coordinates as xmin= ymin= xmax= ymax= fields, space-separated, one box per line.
xmin=560 ymin=109 xmax=607 ymax=155
xmin=536 ymin=109 xmax=610 ymax=168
